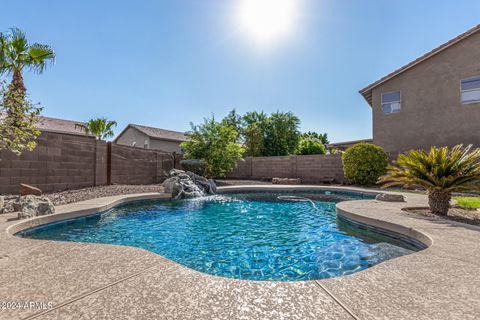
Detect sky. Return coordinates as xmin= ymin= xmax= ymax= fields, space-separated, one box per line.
xmin=1 ymin=0 xmax=480 ymax=142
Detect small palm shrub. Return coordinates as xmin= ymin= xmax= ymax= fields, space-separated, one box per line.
xmin=378 ymin=145 xmax=480 ymax=216
xmin=75 ymin=118 xmax=117 ymax=140
xmin=342 ymin=143 xmax=389 ymax=185
xmin=180 ymin=159 xmax=207 ymax=176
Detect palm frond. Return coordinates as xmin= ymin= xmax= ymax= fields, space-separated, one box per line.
xmin=78 ymin=118 xmax=117 ymax=140
xmin=0 ymin=28 xmax=55 ymax=78
xmin=28 ymin=43 xmax=55 ymax=74
xmin=8 ymin=28 xmax=28 ymax=57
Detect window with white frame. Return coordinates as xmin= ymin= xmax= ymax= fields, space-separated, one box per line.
xmin=461 ymin=76 xmax=480 ymax=104
xmin=381 ymin=91 xmax=401 ymax=114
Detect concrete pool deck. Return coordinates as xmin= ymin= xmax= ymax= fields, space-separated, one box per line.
xmin=0 ymin=186 xmax=479 ymax=320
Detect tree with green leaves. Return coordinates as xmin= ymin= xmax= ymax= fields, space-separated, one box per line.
xmin=242 ymin=111 xmax=268 ymax=156
xmin=75 ymin=118 xmax=117 ymax=140
xmin=0 ymin=81 xmax=42 ymax=155
xmin=379 ymin=145 xmax=480 ymax=216
xmin=222 ymin=109 xmax=243 ymax=142
xmin=0 ymin=28 xmax=54 ymax=155
xmin=296 ymin=137 xmax=326 ymax=155
xmin=301 ymin=131 xmax=329 ymax=145
xmin=0 ymin=28 xmax=55 ymax=96
xmin=263 ymin=111 xmax=301 ymax=156
xmin=181 ymin=116 xmax=245 ymax=178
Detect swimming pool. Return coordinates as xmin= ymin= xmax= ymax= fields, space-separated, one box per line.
xmin=18 ymin=191 xmax=423 ymax=281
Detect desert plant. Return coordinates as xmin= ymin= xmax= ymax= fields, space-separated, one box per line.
xmin=342 ymin=143 xmax=388 ymax=185
xmin=378 ymin=145 xmax=480 ymax=216
xmin=180 ymin=159 xmax=207 ymax=175
xmin=0 ymin=28 xmax=55 ymax=96
xmin=181 ymin=116 xmax=245 ymax=178
xmin=75 ymin=118 xmax=117 ymax=140
xmin=296 ymin=137 xmax=326 ymax=155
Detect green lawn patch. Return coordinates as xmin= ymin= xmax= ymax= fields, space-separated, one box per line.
xmin=454 ymin=197 xmax=480 ymax=210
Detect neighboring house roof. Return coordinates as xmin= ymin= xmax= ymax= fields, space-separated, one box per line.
xmin=114 ymin=124 xmax=188 ymax=143
xmin=36 ymin=116 xmax=93 ymax=137
xmin=360 ymin=24 xmax=480 ymax=106
xmin=326 ymin=139 xmax=373 ymax=150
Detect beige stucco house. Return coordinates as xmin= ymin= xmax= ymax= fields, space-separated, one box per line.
xmin=114 ymin=124 xmax=188 ymax=153
xmin=360 ymin=24 xmax=480 ymax=153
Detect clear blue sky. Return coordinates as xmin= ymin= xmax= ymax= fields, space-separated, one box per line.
xmin=1 ymin=1 xmax=479 ymax=142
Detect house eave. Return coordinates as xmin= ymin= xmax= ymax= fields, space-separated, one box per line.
xmin=359 ymin=24 xmax=480 ymax=108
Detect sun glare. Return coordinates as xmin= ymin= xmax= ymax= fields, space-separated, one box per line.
xmin=237 ymin=0 xmax=298 ymax=45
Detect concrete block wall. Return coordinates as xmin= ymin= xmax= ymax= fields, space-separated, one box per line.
xmin=0 ymin=132 xmax=347 ymax=195
xmin=0 ymin=132 xmax=177 ymax=195
xmin=110 ymin=144 xmax=158 ymax=185
xmin=95 ymin=140 xmax=108 ymax=186
xmin=110 ymin=144 xmax=175 ymax=185
xmin=227 ymin=154 xmax=346 ymax=183
xmin=0 ymin=132 xmax=104 ymax=194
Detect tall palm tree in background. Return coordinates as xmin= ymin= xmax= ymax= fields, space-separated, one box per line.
xmin=0 ymin=28 xmax=55 ymax=96
xmin=378 ymin=145 xmax=480 ymax=215
xmin=75 ymin=118 xmax=117 ymax=140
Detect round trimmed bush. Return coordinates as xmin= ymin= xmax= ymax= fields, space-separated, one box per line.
xmin=180 ymin=159 xmax=207 ymax=176
xmin=342 ymin=143 xmax=388 ymax=185
xmin=296 ymin=138 xmax=326 ymax=155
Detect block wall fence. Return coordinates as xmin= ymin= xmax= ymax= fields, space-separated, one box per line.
xmin=0 ymin=132 xmax=177 ymax=195
xmin=0 ymin=131 xmax=348 ymax=195
xmin=226 ymin=155 xmax=347 ymax=183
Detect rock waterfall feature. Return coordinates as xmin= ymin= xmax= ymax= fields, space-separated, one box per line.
xmin=162 ymin=169 xmax=216 ymax=199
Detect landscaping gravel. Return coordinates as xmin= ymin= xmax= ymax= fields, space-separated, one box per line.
xmin=403 ymin=207 xmax=480 ymax=225
xmin=0 ymin=185 xmax=166 ymax=213
xmin=45 ymin=185 xmax=165 ymax=206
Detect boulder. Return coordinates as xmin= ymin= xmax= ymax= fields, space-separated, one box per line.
xmin=272 ymin=178 xmax=301 ymax=185
xmin=14 ymin=195 xmax=55 ymax=219
xmin=19 ymin=183 xmax=42 ymax=196
xmin=162 ymin=177 xmax=183 ymax=196
xmin=169 ymin=169 xmax=186 ymax=177
xmin=375 ymin=193 xmax=405 ymax=202
xmin=162 ymin=169 xmax=217 ymax=199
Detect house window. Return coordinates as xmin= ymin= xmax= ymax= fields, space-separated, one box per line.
xmin=381 ymin=91 xmax=401 ymax=114
xmin=461 ymin=76 xmax=480 ymax=104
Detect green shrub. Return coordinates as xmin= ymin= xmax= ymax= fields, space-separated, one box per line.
xmin=180 ymin=159 xmax=207 ymax=175
xmin=296 ymin=138 xmax=326 ymax=155
xmin=180 ymin=117 xmax=245 ymax=178
xmin=342 ymin=143 xmax=388 ymax=185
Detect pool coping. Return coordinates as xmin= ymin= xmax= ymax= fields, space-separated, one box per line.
xmin=1 ymin=186 xmax=480 ymax=320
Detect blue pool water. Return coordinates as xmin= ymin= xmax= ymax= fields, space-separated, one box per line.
xmin=18 ymin=191 xmax=422 ymax=281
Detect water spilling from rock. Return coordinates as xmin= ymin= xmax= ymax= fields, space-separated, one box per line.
xmin=162 ymin=169 xmax=216 ymax=199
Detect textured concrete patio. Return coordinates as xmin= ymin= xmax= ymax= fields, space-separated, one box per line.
xmin=1 ymin=186 xmax=479 ymax=320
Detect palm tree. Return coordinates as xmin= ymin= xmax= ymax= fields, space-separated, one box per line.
xmin=378 ymin=145 xmax=480 ymax=216
xmin=75 ymin=118 xmax=117 ymax=140
xmin=0 ymin=28 xmax=55 ymax=96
